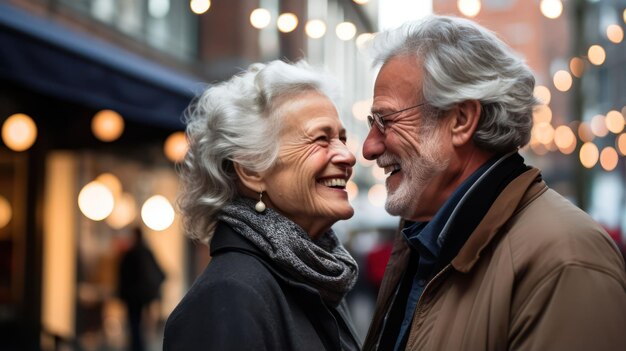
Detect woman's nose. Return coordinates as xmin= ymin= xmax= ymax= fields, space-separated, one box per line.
xmin=332 ymin=141 xmax=356 ymax=167
xmin=362 ymin=127 xmax=385 ymax=160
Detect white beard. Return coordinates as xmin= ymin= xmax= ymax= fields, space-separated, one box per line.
xmin=382 ymin=128 xmax=449 ymax=219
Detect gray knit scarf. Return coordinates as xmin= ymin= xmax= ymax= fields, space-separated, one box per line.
xmin=218 ymin=197 xmax=358 ymax=306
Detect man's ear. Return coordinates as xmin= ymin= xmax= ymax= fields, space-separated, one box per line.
xmin=451 ymin=100 xmax=481 ymax=147
xmin=233 ymin=162 xmax=265 ymax=193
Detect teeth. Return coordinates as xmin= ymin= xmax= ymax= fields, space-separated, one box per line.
xmin=383 ymin=164 xmax=401 ymax=175
xmin=320 ymin=178 xmax=347 ymax=187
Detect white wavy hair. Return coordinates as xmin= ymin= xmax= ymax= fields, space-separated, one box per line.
xmin=179 ymin=60 xmax=340 ymax=244
xmin=369 ymin=15 xmax=540 ymax=153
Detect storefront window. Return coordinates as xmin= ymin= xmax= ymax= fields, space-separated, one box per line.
xmin=58 ymin=0 xmax=198 ymax=60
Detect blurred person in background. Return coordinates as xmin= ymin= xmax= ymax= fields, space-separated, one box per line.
xmin=118 ymin=226 xmax=165 ymax=351
xmin=361 ymin=15 xmax=626 ymax=351
xmin=163 ymin=60 xmax=361 ymax=350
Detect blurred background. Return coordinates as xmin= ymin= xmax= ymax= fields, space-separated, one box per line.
xmin=0 ymin=0 xmax=624 ymax=350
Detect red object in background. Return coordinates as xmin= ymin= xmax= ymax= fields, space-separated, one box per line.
xmin=366 ymin=243 xmax=393 ymax=289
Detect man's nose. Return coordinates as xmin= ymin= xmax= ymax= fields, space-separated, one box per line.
xmin=362 ymin=127 xmax=385 ymax=160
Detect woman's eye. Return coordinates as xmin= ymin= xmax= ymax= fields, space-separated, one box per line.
xmin=315 ymin=136 xmax=329 ymax=143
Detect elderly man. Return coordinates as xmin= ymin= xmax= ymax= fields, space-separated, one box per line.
xmin=362 ymin=15 xmax=626 ymax=351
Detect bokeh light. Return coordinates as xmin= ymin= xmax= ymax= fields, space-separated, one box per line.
xmin=164 ymin=131 xmax=188 ymax=163
xmin=190 ymin=0 xmax=210 ymax=14
xmin=352 ymin=99 xmax=372 ymax=121
xmin=600 ymin=147 xmax=619 ymax=171
xmin=578 ymin=122 xmax=594 ymax=142
xmin=141 ymin=195 xmax=175 ymax=231
xmin=356 ymin=33 xmax=375 ymax=50
xmin=534 ymin=85 xmax=551 ymax=105
xmin=540 ymin=0 xmax=563 ymax=19
xmin=368 ymin=184 xmax=387 ymax=207
xmin=607 ymin=24 xmax=624 ymax=44
xmin=1 ymin=113 xmax=38 ymax=151
xmin=305 ymin=19 xmax=326 ymax=39
xmin=457 ymin=0 xmax=481 ymax=17
xmin=0 ymin=195 xmax=12 ymax=229
xmin=277 ymin=13 xmax=298 ymax=33
xmin=554 ymin=125 xmax=576 ymax=154
xmin=336 ymin=22 xmax=357 ymax=41
xmin=533 ymin=122 xmax=555 ymax=145
xmin=569 ymin=57 xmax=585 ymax=78
xmin=106 ymin=192 xmax=137 ymax=229
xmin=605 ymin=110 xmax=625 ymax=134
xmin=250 ymin=8 xmax=271 ymax=29
xmin=353 ymin=0 xmax=369 ymax=4
xmin=588 ymin=45 xmax=606 ymax=65
xmin=579 ymin=142 xmax=599 ymax=168
xmin=553 ymin=70 xmax=572 ymax=92
xmin=95 ymin=173 xmax=122 ymax=198
xmin=617 ymin=133 xmax=626 ymax=155
xmin=78 ymin=181 xmax=115 ymax=221
xmin=346 ymin=181 xmax=358 ymax=202
xmin=533 ymin=104 xmax=553 ymax=124
xmin=92 ymin=110 xmax=124 ymax=142
xmin=590 ymin=114 xmax=609 ymax=137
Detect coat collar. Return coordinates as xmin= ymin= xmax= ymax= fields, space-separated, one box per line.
xmin=363 ymin=167 xmax=547 ymax=351
xmin=451 ymin=167 xmax=547 ymax=272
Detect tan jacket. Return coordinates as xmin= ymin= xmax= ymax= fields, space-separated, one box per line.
xmin=364 ymin=168 xmax=626 ymax=351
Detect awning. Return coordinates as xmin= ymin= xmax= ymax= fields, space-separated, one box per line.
xmin=0 ymin=3 xmax=205 ymax=129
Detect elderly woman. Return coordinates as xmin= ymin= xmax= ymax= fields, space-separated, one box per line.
xmin=163 ymin=60 xmax=361 ymax=351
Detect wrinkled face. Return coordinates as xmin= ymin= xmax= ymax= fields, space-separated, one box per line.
xmin=262 ymin=91 xmax=356 ymax=238
xmin=362 ymin=56 xmax=451 ymax=221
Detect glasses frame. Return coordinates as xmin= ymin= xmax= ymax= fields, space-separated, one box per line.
xmin=367 ymin=102 xmax=427 ymax=134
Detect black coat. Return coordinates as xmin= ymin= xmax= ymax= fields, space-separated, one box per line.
xmin=163 ymin=222 xmax=362 ymax=351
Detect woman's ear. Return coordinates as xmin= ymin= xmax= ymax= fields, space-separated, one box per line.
xmin=451 ymin=100 xmax=481 ymax=147
xmin=233 ymin=162 xmax=265 ymax=193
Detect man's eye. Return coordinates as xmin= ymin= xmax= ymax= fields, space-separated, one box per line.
xmin=339 ymin=136 xmax=347 ymax=144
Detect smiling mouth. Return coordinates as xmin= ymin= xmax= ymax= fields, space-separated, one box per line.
xmin=383 ymin=164 xmax=401 ymax=176
xmin=317 ymin=178 xmax=347 ymax=189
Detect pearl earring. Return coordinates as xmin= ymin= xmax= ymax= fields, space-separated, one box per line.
xmin=255 ymin=192 xmax=266 ymax=213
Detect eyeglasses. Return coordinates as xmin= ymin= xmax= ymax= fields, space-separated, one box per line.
xmin=367 ymin=102 xmax=427 ymax=134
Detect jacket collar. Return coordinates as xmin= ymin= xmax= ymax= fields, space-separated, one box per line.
xmin=452 ymin=167 xmax=547 ymax=272
xmin=363 ymin=166 xmax=546 ymax=351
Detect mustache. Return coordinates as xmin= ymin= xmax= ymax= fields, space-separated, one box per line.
xmin=376 ymin=153 xmax=401 ymax=168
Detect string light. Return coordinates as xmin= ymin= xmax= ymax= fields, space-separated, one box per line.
xmin=540 ymin=0 xmax=563 ymax=19
xmin=457 ymin=0 xmax=481 ymax=17
xmin=569 ymin=57 xmax=585 ymax=77
xmin=617 ymin=133 xmax=626 ymax=155
xmin=554 ymin=125 xmax=576 ymax=154
xmin=590 ymin=114 xmax=609 ymax=137
xmin=277 ymin=13 xmax=298 ymax=33
xmin=588 ymin=45 xmax=606 ymax=65
xmin=606 ymin=24 xmax=624 ymax=44
xmin=92 ymin=110 xmax=124 ymax=142
xmin=577 ymin=122 xmax=594 ymax=142
xmin=250 ymin=8 xmax=271 ymax=29
xmin=599 ymin=147 xmax=619 ymax=171
xmin=336 ymin=22 xmax=357 ymax=41
xmin=579 ymin=142 xmax=599 ymax=168
xmin=605 ymin=110 xmax=625 ymax=134
xmin=356 ymin=33 xmax=375 ymax=50
xmin=141 ymin=195 xmax=175 ymax=231
xmin=367 ymin=184 xmax=387 ymax=207
xmin=353 ymin=0 xmax=369 ymax=4
xmin=1 ymin=113 xmax=38 ymax=151
xmin=534 ymin=85 xmax=552 ymax=105
xmin=164 ymin=131 xmax=188 ymax=163
xmin=553 ymin=70 xmax=572 ymax=92
xmin=533 ymin=104 xmax=553 ymax=124
xmin=305 ymin=20 xmax=326 ymax=39
xmin=0 ymin=195 xmax=12 ymax=229
xmin=78 ymin=181 xmax=114 ymax=221
xmin=190 ymin=0 xmax=210 ymax=15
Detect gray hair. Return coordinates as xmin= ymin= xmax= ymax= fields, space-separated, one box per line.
xmin=370 ymin=15 xmax=540 ymax=153
xmin=179 ymin=60 xmax=340 ymax=244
